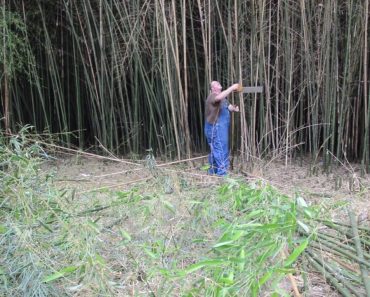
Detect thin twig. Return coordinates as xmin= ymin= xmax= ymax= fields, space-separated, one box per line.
xmin=26 ymin=137 xmax=142 ymax=166
xmin=95 ymin=136 xmax=120 ymax=160
xmin=78 ymin=177 xmax=152 ymax=194
xmin=156 ymin=155 xmax=208 ymax=167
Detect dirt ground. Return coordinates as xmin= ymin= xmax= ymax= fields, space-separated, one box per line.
xmin=248 ymin=158 xmax=370 ymax=220
xmin=48 ymin=154 xmax=370 ymax=219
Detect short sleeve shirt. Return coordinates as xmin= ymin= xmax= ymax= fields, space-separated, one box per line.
xmin=205 ymin=93 xmax=228 ymax=124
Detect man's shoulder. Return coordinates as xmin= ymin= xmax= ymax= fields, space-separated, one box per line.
xmin=206 ymin=93 xmax=217 ymax=103
xmin=207 ymin=93 xmax=216 ymax=99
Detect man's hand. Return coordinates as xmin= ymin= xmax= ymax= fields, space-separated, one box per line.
xmin=232 ymin=83 xmax=240 ymax=91
xmin=228 ymin=104 xmax=239 ymax=112
xmin=236 ymin=83 xmax=244 ymax=92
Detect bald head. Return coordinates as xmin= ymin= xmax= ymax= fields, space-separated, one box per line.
xmin=210 ymin=81 xmax=222 ymax=94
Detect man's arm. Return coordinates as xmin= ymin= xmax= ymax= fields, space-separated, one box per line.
xmin=215 ymin=83 xmax=239 ymax=101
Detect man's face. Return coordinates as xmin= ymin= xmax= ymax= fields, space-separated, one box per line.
xmin=211 ymin=81 xmax=222 ymax=93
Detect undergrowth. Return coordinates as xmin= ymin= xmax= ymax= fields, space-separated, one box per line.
xmin=0 ymin=129 xmax=336 ymax=296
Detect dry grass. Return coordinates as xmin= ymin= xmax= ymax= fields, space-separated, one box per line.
xmin=1 ymin=130 xmax=368 ymax=296
xmin=44 ymin=154 xmax=369 ymax=296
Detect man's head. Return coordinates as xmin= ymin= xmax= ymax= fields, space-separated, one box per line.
xmin=210 ymin=81 xmax=222 ymax=94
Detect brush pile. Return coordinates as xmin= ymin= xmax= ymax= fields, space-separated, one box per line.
xmin=303 ymin=214 xmax=370 ymax=297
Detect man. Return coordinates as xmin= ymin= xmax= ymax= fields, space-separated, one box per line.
xmin=204 ymin=81 xmax=240 ymax=176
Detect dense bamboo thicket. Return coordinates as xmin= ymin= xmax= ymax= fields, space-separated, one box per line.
xmin=0 ymin=0 xmax=369 ymax=169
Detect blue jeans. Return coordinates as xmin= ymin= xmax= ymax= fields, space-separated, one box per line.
xmin=204 ymin=102 xmax=230 ymax=176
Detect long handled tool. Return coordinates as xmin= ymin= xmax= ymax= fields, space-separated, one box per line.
xmin=237 ymin=84 xmax=263 ymax=94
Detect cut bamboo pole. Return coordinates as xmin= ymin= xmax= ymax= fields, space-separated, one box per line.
xmin=349 ymin=210 xmax=370 ymax=296
xmin=306 ymin=250 xmax=363 ymax=297
xmin=306 ymin=252 xmax=354 ymax=297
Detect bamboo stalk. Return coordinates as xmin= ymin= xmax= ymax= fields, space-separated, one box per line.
xmin=306 ymin=253 xmax=353 ymax=297
xmin=310 ymin=241 xmax=370 ymax=269
xmin=349 ymin=210 xmax=370 ymax=296
xmin=325 ymin=252 xmax=361 ymax=275
xmin=306 ymin=250 xmax=363 ymax=297
xmin=324 ymin=225 xmax=370 ymax=249
xmin=318 ymin=219 xmax=370 ymax=233
xmin=315 ymin=232 xmax=370 ymax=260
xmin=3 ymin=0 xmax=370 ymax=167
xmin=2 ymin=0 xmax=10 ymax=133
xmin=363 ymin=0 xmax=369 ymax=169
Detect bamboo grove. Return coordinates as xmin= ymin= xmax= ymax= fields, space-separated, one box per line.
xmin=1 ymin=0 xmax=369 ymax=169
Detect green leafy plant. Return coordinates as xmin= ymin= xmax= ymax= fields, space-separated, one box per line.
xmin=160 ymin=180 xmax=315 ymax=296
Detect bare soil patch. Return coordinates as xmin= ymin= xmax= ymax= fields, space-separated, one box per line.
xmin=248 ymin=159 xmax=370 ymax=220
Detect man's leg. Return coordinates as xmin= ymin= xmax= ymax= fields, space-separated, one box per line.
xmin=213 ymin=129 xmax=227 ymax=176
xmin=207 ymin=148 xmax=216 ymax=174
xmin=205 ymin=123 xmax=217 ymax=174
xmin=212 ymin=123 xmax=229 ymax=176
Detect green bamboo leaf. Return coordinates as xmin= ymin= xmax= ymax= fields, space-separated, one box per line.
xmin=192 ymin=238 xmax=206 ymax=243
xmin=43 ymin=266 xmax=78 ymax=283
xmin=238 ymin=249 xmax=245 ymax=271
xmin=303 ymin=209 xmax=314 ymax=219
xmin=258 ymin=270 xmax=273 ymax=287
xmin=95 ymin=254 xmax=105 ymax=265
xmin=143 ymin=248 xmax=158 ymax=259
xmin=284 ymin=239 xmax=309 ymax=267
xmin=256 ymin=243 xmax=279 ymax=263
xmin=162 ymin=200 xmax=176 ymax=214
xmin=38 ymin=219 xmax=53 ymax=233
xmin=296 ymin=196 xmax=308 ymax=208
xmin=215 ymin=287 xmax=230 ymax=297
xmin=297 ymin=220 xmax=310 ymax=233
xmin=219 ymin=230 xmax=244 ymax=243
xmin=159 ymin=268 xmax=186 ymax=278
xmin=219 ymin=271 xmax=234 ymax=285
xmin=185 ymin=259 xmax=225 ymax=274
xmin=188 ymin=200 xmax=203 ymax=205
xmin=0 ymin=225 xmax=7 ymax=234
xmin=42 ymin=273 xmax=64 ymax=283
xmin=120 ymin=229 xmax=132 ymax=241
xmin=242 ymin=209 xmax=264 ymax=219
xmin=212 ymin=241 xmax=236 ymax=249
xmin=275 ymin=268 xmax=294 ymax=274
xmin=237 ymin=223 xmax=263 ymax=229
xmin=256 ymin=223 xmax=282 ymax=231
xmin=87 ymin=220 xmax=100 ymax=233
xmin=228 ymin=257 xmax=245 ymax=264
